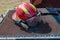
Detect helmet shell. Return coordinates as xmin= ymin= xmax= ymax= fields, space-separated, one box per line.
xmin=16 ymin=2 xmax=37 ymax=21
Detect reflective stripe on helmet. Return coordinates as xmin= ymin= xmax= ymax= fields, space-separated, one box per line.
xmin=17 ymin=16 xmax=21 ymax=21
xmin=17 ymin=15 xmax=25 ymax=22
xmin=19 ymin=5 xmax=30 ymax=14
xmin=26 ymin=2 xmax=36 ymax=11
xmin=24 ymin=2 xmax=37 ymax=16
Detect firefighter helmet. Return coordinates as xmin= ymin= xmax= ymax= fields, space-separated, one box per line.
xmin=13 ymin=2 xmax=37 ymax=21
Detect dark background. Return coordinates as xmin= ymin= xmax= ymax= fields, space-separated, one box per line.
xmin=30 ymin=0 xmax=60 ymax=8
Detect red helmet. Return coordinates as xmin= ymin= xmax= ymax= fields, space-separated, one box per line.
xmin=12 ymin=2 xmax=37 ymax=21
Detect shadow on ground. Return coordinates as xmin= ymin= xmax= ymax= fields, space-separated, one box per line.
xmin=16 ymin=20 xmax=52 ymax=34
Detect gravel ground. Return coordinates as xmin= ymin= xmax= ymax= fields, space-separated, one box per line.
xmin=0 ymin=8 xmax=60 ymax=36
xmin=0 ymin=0 xmax=30 ymax=15
xmin=0 ymin=0 xmax=30 ymax=22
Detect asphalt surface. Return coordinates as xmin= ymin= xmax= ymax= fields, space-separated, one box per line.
xmin=0 ymin=8 xmax=60 ymax=37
